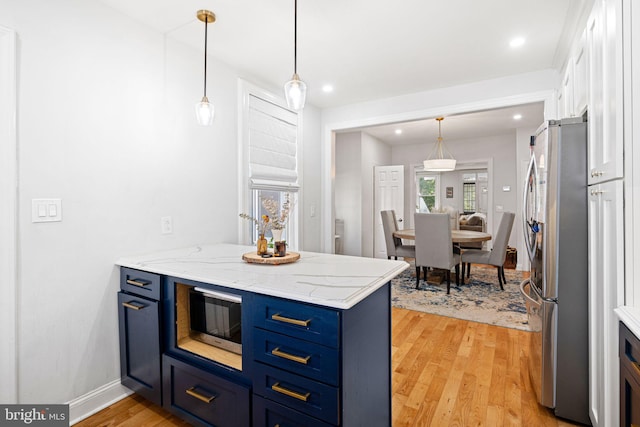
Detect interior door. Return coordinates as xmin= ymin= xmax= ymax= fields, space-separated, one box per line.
xmin=374 ymin=165 xmax=404 ymax=259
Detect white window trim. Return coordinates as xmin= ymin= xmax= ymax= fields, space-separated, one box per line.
xmin=410 ymin=164 xmax=441 ymax=228
xmin=237 ymin=79 xmax=303 ymax=247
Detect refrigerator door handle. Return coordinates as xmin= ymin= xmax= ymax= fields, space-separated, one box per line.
xmin=523 ymin=277 xmax=557 ymax=304
xmin=519 ymin=279 xmax=538 ymax=306
xmin=523 ymin=155 xmax=538 ymax=262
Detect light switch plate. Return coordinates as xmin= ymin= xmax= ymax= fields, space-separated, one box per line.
xmin=32 ymin=199 xmax=62 ymax=223
xmin=161 ymin=216 xmax=173 ymax=234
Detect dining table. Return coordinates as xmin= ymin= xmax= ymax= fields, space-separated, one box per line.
xmin=392 ymin=228 xmax=492 ymax=285
xmin=393 ymin=228 xmax=492 ymax=244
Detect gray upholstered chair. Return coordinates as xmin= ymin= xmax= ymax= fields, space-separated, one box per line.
xmin=414 ymin=213 xmax=460 ymax=294
xmin=461 ymin=211 xmax=515 ymax=290
xmin=380 ymin=210 xmax=415 ymax=260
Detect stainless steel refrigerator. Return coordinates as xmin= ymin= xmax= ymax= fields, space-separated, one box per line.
xmin=519 ymin=117 xmax=590 ymax=425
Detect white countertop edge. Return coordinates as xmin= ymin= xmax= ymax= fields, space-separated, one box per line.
xmin=615 ymin=306 xmax=640 ymax=339
xmin=116 ymin=244 xmax=410 ymax=310
xmin=117 ymin=259 xmax=409 ymax=309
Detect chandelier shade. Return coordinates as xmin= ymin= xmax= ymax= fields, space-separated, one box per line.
xmin=195 ymin=10 xmax=216 ymax=126
xmin=423 ymin=117 xmax=456 ymax=172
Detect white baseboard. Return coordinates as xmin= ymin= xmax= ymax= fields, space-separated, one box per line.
xmin=67 ymin=379 xmax=132 ymax=425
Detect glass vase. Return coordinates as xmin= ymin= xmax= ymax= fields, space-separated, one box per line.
xmin=257 ymin=234 xmax=268 ymax=255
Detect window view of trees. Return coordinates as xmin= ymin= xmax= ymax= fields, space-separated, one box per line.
xmin=417 ymin=175 xmax=437 ymax=212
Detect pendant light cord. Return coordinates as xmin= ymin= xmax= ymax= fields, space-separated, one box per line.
xmin=294 ymin=0 xmax=298 ymax=75
xmin=203 ymin=17 xmax=208 ymax=97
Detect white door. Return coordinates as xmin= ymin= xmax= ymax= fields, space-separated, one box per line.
xmin=374 ymin=165 xmax=404 ymax=259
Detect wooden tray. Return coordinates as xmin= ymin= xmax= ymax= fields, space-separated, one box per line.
xmin=242 ymin=251 xmax=300 ymax=265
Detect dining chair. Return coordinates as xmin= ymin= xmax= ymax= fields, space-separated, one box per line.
xmin=414 ymin=213 xmax=460 ymax=294
xmin=380 ymin=210 xmax=415 ymax=260
xmin=461 ymin=211 xmax=515 ymax=290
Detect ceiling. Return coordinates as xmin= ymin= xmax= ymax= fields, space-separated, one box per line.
xmin=96 ymin=0 xmax=587 ymax=110
xmin=352 ymin=102 xmax=545 ymax=145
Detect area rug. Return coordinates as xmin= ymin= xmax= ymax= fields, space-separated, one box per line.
xmin=391 ymin=265 xmax=529 ymax=331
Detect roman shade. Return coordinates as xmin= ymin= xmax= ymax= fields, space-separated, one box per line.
xmin=248 ymin=95 xmax=299 ymax=189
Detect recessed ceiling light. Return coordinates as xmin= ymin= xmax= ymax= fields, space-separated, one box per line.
xmin=322 ymin=84 xmax=334 ymax=93
xmin=395 ymin=129 xmax=403 ymax=135
xmin=510 ymin=37 xmax=525 ymax=48
xmin=513 ymin=114 xmax=523 ymax=120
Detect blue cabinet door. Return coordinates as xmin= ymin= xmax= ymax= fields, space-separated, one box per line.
xmin=118 ymin=291 xmax=162 ymax=406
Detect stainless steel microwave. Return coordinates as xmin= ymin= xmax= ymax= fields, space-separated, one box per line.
xmin=188 ymin=287 xmax=242 ymax=355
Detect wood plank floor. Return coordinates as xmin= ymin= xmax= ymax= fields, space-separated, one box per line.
xmin=76 ymin=308 xmax=582 ymax=427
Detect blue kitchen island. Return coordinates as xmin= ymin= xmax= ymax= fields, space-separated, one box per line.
xmin=116 ymin=244 xmax=408 ymax=427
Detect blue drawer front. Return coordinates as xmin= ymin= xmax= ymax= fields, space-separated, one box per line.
xmin=253 ymin=363 xmax=339 ymax=425
xmin=163 ymin=355 xmax=250 ymax=427
xmin=252 ymin=295 xmax=340 ymax=348
xmin=253 ymin=328 xmax=339 ymax=386
xmin=121 ymin=267 xmax=161 ymax=300
xmin=253 ymin=395 xmax=333 ymax=427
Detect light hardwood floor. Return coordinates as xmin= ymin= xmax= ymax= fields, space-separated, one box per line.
xmin=76 ymin=308 xmax=582 ymax=427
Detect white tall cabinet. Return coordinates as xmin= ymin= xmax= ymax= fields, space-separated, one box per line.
xmin=588 ymin=180 xmax=624 ymax=427
xmin=584 ymin=0 xmax=626 ymax=426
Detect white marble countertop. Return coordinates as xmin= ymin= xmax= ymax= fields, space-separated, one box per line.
xmin=116 ymin=243 xmax=409 ymax=309
xmin=615 ymin=306 xmax=640 ymax=339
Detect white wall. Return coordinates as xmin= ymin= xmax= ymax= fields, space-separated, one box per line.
xmin=0 ymin=0 xmax=322 ymax=414
xmin=301 ymin=104 xmax=322 ymax=251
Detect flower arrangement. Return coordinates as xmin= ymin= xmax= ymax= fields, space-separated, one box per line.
xmin=261 ymin=193 xmax=292 ymax=230
xmin=239 ymin=193 xmax=293 ymax=235
xmin=238 ymin=213 xmax=271 ymax=235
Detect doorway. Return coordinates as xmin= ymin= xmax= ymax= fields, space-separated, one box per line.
xmin=323 ymin=93 xmax=552 ymax=259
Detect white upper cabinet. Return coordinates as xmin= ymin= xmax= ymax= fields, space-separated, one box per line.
xmin=588 ymin=0 xmax=624 ymax=185
xmin=560 ymin=30 xmax=587 ymax=119
xmin=573 ymin=30 xmax=588 ymax=116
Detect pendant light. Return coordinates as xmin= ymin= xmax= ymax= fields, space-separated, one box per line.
xmin=423 ymin=117 xmax=456 ymax=172
xmin=195 ymin=10 xmax=216 ymax=126
xmin=284 ymin=0 xmax=307 ymax=111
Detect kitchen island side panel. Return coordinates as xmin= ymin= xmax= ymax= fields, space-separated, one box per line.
xmin=341 ymin=282 xmax=391 ymax=426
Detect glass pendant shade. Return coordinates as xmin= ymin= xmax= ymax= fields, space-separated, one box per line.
xmin=284 ymin=73 xmax=307 ymax=111
xmin=423 ymin=117 xmax=456 ymax=172
xmin=195 ymin=10 xmax=215 ymax=126
xmin=195 ymin=96 xmax=215 ymax=126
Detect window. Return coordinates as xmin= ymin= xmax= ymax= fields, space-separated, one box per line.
xmin=462 ymin=172 xmax=488 ymax=214
xmin=416 ymin=172 xmax=439 ymax=212
xmin=239 ymin=81 xmax=301 ymax=249
xmin=250 ymin=188 xmax=298 ymax=245
xmin=463 ymin=182 xmax=476 ymax=213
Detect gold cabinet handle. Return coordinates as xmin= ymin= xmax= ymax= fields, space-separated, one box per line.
xmin=126 ymin=279 xmax=149 ymax=287
xmin=271 ymin=382 xmax=310 ymax=402
xmin=272 ymin=347 xmax=311 ymax=365
xmin=122 ymin=302 xmax=143 ymax=310
xmin=185 ymin=387 xmax=216 ymax=403
xmin=271 ymin=313 xmax=311 ymax=327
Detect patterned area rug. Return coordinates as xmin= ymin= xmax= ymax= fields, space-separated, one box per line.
xmin=391 ymin=265 xmax=529 ymax=331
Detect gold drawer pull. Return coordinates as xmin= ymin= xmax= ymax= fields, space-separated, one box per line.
xmin=122 ymin=302 xmax=143 ymax=310
xmin=126 ymin=279 xmax=149 ymax=287
xmin=271 ymin=382 xmax=310 ymax=402
xmin=272 ymin=347 xmax=311 ymax=365
xmin=271 ymin=313 xmax=311 ymax=327
xmin=185 ymin=387 xmax=216 ymax=403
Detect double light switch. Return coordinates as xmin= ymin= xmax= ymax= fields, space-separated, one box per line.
xmin=32 ymin=199 xmax=62 ymax=223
